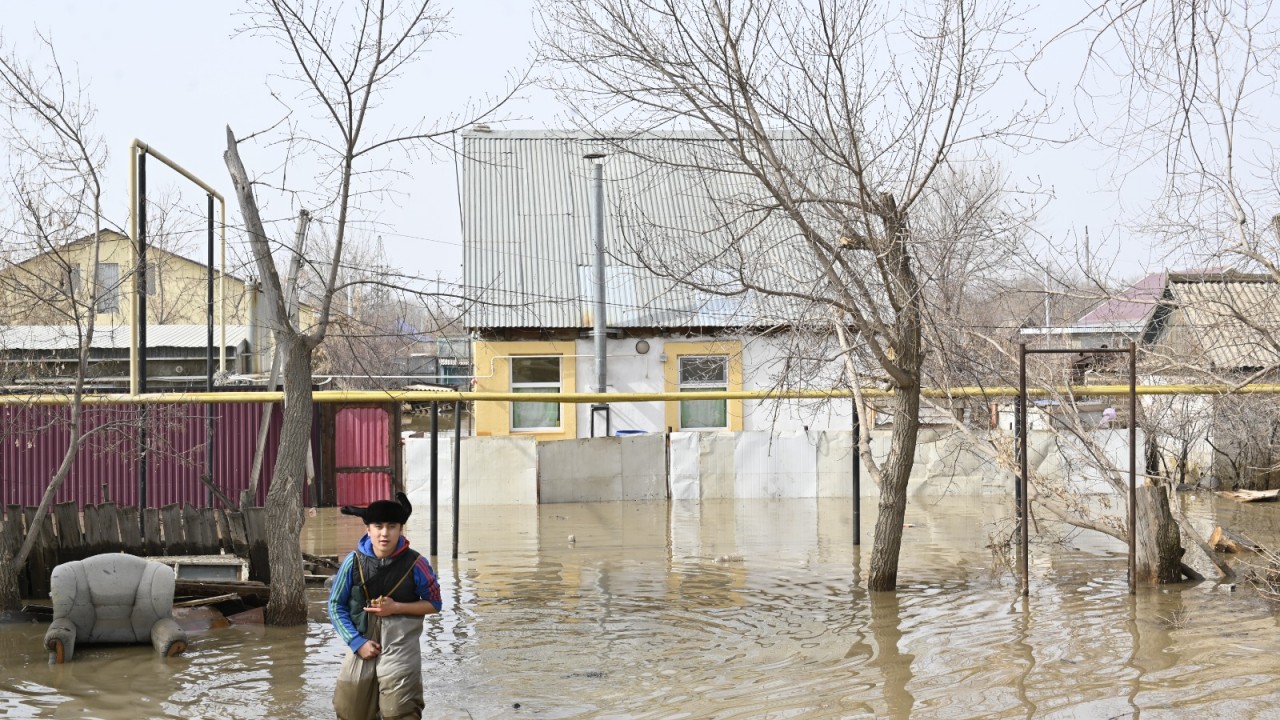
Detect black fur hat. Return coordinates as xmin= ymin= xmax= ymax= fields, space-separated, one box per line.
xmin=341 ymin=492 xmax=412 ymax=525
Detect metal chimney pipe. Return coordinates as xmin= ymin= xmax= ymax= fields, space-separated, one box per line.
xmin=586 ymin=154 xmax=607 ymax=395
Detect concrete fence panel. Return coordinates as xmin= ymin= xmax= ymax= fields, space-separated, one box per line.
xmin=538 ymin=434 xmax=668 ymax=503
xmin=404 ymin=435 xmax=537 ymax=506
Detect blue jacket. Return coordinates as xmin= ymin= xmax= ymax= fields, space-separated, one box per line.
xmin=327 ymin=534 xmax=442 ymax=652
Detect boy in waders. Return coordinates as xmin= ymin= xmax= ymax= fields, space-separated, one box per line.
xmin=328 ymin=493 xmax=441 ymax=720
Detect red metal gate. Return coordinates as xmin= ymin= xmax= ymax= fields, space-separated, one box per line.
xmin=330 ymin=405 xmax=400 ymax=506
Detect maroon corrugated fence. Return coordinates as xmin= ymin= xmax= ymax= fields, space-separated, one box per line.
xmin=334 ymin=406 xmax=391 ymax=506
xmin=0 ymin=401 xmax=320 ymax=509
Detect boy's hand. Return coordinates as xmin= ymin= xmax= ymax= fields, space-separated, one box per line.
xmin=364 ymin=597 xmax=399 ymax=616
xmin=356 ymin=640 xmax=381 ymax=659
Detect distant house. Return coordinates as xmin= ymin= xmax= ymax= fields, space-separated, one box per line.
xmin=1018 ymin=271 xmax=1168 ymax=351
xmin=1143 ymin=271 xmax=1280 ymax=376
xmin=462 ymin=129 xmax=861 ymax=439
xmin=1018 ymin=269 xmax=1280 ymax=378
xmin=0 ymin=230 xmax=281 ymax=389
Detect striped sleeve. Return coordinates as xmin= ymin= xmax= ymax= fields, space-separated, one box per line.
xmin=413 ymin=555 xmax=442 ymax=611
xmin=327 ymin=552 xmax=367 ymax=652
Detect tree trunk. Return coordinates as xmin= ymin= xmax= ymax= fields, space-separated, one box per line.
xmin=264 ymin=335 xmax=314 ymax=626
xmin=1135 ymin=483 xmax=1184 ymax=584
xmin=868 ymin=384 xmax=922 ymax=591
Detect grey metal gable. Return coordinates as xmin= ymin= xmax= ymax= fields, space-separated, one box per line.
xmin=462 ymin=130 xmax=814 ymax=330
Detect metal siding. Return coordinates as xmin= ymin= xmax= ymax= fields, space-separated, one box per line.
xmin=0 ymin=401 xmax=302 ymax=509
xmin=335 ymin=407 xmax=389 ymax=466
xmin=333 ymin=407 xmax=391 ymax=506
xmin=463 ymin=131 xmax=806 ymax=330
xmin=335 ymin=471 xmax=391 ymax=507
xmin=0 ymin=324 xmax=250 ymax=350
xmin=1169 ymin=279 xmax=1280 ymax=369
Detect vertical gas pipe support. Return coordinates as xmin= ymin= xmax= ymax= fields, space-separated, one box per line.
xmin=1017 ymin=342 xmax=1029 ymax=596
xmin=452 ymin=401 xmax=462 ymax=560
xmin=205 ymin=194 xmax=216 ymax=506
xmin=1128 ymin=340 xmax=1137 ymax=595
xmin=430 ymin=401 xmax=439 ymax=557
xmin=852 ymin=395 xmax=861 ymax=546
xmin=137 ymin=150 xmax=149 ymax=535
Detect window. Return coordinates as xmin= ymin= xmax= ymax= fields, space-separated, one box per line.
xmin=511 ymin=356 xmax=561 ymax=430
xmin=679 ymin=355 xmax=728 ymax=429
xmin=95 ymin=262 xmax=119 ymax=313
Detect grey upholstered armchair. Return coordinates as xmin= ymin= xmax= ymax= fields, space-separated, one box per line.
xmin=43 ymin=553 xmax=188 ymax=663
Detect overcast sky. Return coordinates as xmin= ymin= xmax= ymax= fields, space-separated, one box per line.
xmin=0 ymin=1 xmax=1176 ymax=289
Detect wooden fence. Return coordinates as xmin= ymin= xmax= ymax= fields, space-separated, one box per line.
xmin=0 ymin=502 xmax=270 ymax=599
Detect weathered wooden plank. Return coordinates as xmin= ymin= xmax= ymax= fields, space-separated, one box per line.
xmin=142 ymin=508 xmax=163 ymax=556
xmin=9 ymin=507 xmax=30 ymax=598
xmin=24 ymin=508 xmax=56 ymax=599
xmin=225 ymin=510 xmax=249 ymax=557
xmin=160 ymin=504 xmax=186 ymax=556
xmin=53 ymin=502 xmax=84 ymax=562
xmin=189 ymin=505 xmax=219 ymax=555
xmin=0 ymin=509 xmax=22 ymax=593
xmin=82 ymin=505 xmax=102 ymax=556
xmin=181 ymin=505 xmax=203 ymax=554
xmin=242 ymin=507 xmax=270 ymax=584
xmin=97 ymin=503 xmax=122 ymax=554
xmin=117 ymin=506 xmax=142 ymax=553
xmin=1216 ymin=488 xmax=1280 ymax=503
xmin=214 ymin=509 xmax=232 ymax=554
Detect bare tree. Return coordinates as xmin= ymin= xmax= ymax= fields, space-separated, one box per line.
xmin=0 ymin=33 xmax=108 ymax=611
xmin=224 ymin=0 xmax=521 ymax=625
xmin=541 ymin=0 xmax=1048 ymax=590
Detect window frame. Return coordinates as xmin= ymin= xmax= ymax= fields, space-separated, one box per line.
xmin=94 ymin=262 xmax=120 ymax=314
xmin=509 ymin=355 xmax=563 ymax=432
xmin=677 ymin=354 xmax=730 ymax=430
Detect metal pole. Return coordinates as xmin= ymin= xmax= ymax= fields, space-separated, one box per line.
xmin=1128 ymin=340 xmax=1137 ymax=595
xmin=430 ymin=401 xmax=439 ymax=557
xmin=1018 ymin=342 xmax=1028 ymax=596
xmin=206 ymin=194 xmax=215 ymax=506
xmin=852 ymin=395 xmax=861 ymax=546
xmin=586 ymin=153 xmax=608 ymax=436
xmin=137 ymin=151 xmax=149 ymax=533
xmin=452 ymin=401 xmax=462 ymax=560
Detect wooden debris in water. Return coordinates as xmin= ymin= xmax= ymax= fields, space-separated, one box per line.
xmin=1209 ymin=526 xmax=1261 ymax=553
xmin=1215 ymin=488 xmax=1280 ymax=503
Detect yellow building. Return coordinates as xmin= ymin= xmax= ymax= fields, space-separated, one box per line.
xmin=0 ymin=230 xmax=270 ymax=389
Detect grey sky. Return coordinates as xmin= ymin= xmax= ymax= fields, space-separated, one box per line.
xmin=1 ymin=1 xmax=1185 ymax=290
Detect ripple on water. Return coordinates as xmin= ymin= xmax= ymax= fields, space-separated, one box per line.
xmin=1 ymin=496 xmax=1279 ymax=719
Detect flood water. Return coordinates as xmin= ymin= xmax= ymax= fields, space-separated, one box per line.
xmin=2 ymin=494 xmax=1279 ymax=719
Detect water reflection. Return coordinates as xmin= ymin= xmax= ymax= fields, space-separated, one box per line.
xmin=0 ymin=494 xmax=1277 ymax=719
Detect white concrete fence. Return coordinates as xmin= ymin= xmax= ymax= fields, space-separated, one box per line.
xmin=403 ymin=428 xmax=1142 ymax=506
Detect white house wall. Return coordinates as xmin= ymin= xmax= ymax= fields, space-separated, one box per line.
xmin=571 ymin=334 xmax=857 ymax=436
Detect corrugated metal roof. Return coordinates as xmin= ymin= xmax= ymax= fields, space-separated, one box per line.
xmin=1076 ymin=271 xmax=1166 ymax=328
xmin=1164 ymin=275 xmax=1280 ymax=369
xmin=462 ymin=130 xmax=817 ymax=329
xmin=0 ymin=324 xmax=252 ymax=351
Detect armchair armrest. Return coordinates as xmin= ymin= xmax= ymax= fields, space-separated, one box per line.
xmin=150 ymin=617 xmax=188 ymax=657
xmin=45 ymin=618 xmax=77 ymax=664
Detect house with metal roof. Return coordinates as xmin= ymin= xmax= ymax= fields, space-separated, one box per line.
xmin=462 ymin=128 xmax=860 ymax=440
xmin=1144 ymin=271 xmax=1280 ymax=375
xmin=0 ymin=230 xmax=264 ymax=389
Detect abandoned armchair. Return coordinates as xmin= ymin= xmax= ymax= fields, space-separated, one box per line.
xmin=43 ymin=553 xmax=188 ymax=663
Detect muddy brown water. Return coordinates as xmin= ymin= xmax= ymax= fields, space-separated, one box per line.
xmin=2 ymin=494 xmax=1279 ymax=719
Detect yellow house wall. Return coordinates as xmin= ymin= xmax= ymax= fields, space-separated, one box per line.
xmin=663 ymin=340 xmax=744 ymax=432
xmin=2 ymin=233 xmax=253 ymax=327
xmin=473 ymin=339 xmax=578 ymax=440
